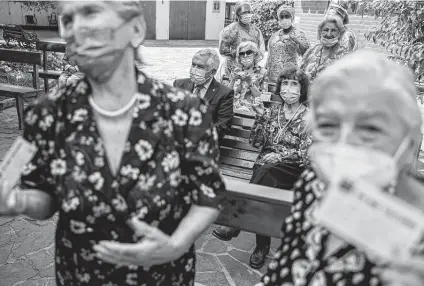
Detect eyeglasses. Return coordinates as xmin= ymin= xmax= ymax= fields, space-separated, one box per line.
xmin=239 ymin=50 xmax=255 ymax=57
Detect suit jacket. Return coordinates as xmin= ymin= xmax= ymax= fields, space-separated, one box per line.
xmin=173 ymin=78 xmax=234 ymax=139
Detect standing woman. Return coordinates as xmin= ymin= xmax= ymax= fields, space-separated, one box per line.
xmin=0 ymin=2 xmax=225 ymax=285
xmin=213 ymin=66 xmax=312 ymax=269
xmin=301 ymin=16 xmax=352 ymax=82
xmin=267 ymin=5 xmax=310 ymax=84
xmin=216 ymin=0 xmax=265 ymax=83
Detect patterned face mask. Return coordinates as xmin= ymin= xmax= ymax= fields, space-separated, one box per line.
xmin=240 ymin=14 xmax=253 ymax=24
xmin=240 ymin=55 xmax=255 ymax=67
xmin=279 ymin=19 xmax=292 ymax=30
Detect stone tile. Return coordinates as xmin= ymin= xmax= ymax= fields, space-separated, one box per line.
xmin=27 ymin=249 xmax=54 ymax=271
xmin=217 ymin=255 xmax=262 ymax=286
xmin=0 ymin=225 xmax=14 ymax=247
xmin=0 ymin=243 xmax=13 ymax=264
xmin=0 ymin=217 xmax=14 ymax=226
xmin=39 ymin=263 xmax=55 ymax=278
xmin=202 ymin=238 xmax=228 ymax=255
xmin=195 ymin=271 xmax=230 ymax=286
xmin=0 ymin=259 xmax=37 ymax=286
xmin=11 ymin=232 xmax=55 ymax=259
xmin=196 ymin=252 xmax=222 ymax=272
xmin=227 ymin=231 xmax=256 ymax=252
xmin=18 ymin=278 xmax=55 ymax=286
xmin=228 ymin=248 xmax=270 ymax=273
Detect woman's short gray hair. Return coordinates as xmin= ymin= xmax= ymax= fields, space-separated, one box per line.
xmin=193 ymin=49 xmax=220 ymax=72
xmin=310 ymin=50 xmax=422 ymax=147
xmin=317 ymin=15 xmax=346 ymax=40
xmin=236 ymin=41 xmax=264 ymax=66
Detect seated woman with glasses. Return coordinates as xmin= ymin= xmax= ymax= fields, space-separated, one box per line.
xmin=213 ymin=66 xmax=312 ymax=269
xmin=229 ymin=41 xmax=268 ymax=112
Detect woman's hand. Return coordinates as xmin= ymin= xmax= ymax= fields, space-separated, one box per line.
xmin=262 ymin=152 xmax=282 ymax=164
xmin=380 ymin=258 xmax=424 ymax=286
xmin=251 ymin=97 xmax=265 ymax=116
xmin=93 ymin=218 xmax=187 ymax=267
xmin=0 ymin=181 xmax=26 ymax=216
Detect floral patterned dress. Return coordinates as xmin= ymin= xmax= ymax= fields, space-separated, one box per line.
xmin=20 ymin=72 xmax=226 ymax=285
xmin=301 ymin=41 xmax=352 ymax=82
xmin=267 ymin=28 xmax=310 ymax=84
xmin=259 ymin=168 xmax=424 ymax=286
xmin=249 ymin=104 xmax=312 ymax=167
xmin=217 ymin=22 xmax=265 ymax=82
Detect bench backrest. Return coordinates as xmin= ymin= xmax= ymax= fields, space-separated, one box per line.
xmin=36 ymin=40 xmax=66 ymax=53
xmin=3 ymin=25 xmax=25 ymax=39
xmin=0 ymin=48 xmax=42 ymax=89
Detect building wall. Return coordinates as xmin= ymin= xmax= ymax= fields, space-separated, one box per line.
xmin=156 ymin=0 xmax=170 ymax=40
xmin=0 ymin=1 xmax=58 ymax=27
xmin=205 ymin=0 xmax=226 ymax=40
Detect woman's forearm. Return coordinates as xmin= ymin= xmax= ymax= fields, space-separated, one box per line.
xmin=22 ymin=189 xmax=56 ymax=220
xmin=170 ymin=205 xmax=220 ymax=252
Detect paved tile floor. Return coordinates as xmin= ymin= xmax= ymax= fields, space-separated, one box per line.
xmin=0 ymin=45 xmax=281 ymax=286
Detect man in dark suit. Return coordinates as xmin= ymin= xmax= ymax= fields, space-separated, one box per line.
xmin=174 ymin=49 xmax=234 ymax=140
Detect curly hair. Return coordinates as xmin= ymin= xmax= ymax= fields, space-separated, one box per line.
xmin=275 ymin=65 xmax=309 ymax=104
xmin=317 ymin=15 xmax=346 ymax=40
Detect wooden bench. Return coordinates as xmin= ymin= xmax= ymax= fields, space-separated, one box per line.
xmin=2 ymin=25 xmax=39 ymax=49
xmin=0 ymin=49 xmax=43 ymax=129
xmin=219 ymin=101 xmax=283 ymax=182
xmin=35 ymin=41 xmax=66 ymax=92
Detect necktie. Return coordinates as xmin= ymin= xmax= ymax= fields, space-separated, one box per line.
xmin=193 ymin=85 xmax=204 ymax=98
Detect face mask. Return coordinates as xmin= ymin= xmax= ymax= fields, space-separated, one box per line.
xmin=308 ymin=137 xmax=411 ymax=189
xmin=280 ymin=86 xmax=300 ymax=104
xmin=279 ymin=19 xmax=292 ymax=30
xmin=65 ymin=22 xmax=130 ymax=83
xmin=321 ymin=36 xmax=339 ymax=47
xmin=240 ymin=55 xmax=255 ymax=67
xmin=240 ymin=14 xmax=253 ymax=24
xmin=190 ymin=67 xmax=212 ymax=85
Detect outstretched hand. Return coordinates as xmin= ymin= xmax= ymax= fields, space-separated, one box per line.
xmin=93 ymin=217 xmax=185 ymax=267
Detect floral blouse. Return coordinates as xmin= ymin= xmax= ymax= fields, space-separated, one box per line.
xmin=249 ymin=104 xmax=311 ymax=167
xmin=218 ymin=22 xmax=265 ymax=80
xmin=20 ymin=72 xmax=226 ymax=285
xmin=231 ymin=65 xmax=268 ymax=112
xmin=267 ymin=28 xmax=310 ymax=84
xmin=259 ymin=168 xmax=424 ymax=286
xmin=340 ymin=28 xmax=358 ymax=53
xmin=301 ymin=42 xmax=352 ymax=82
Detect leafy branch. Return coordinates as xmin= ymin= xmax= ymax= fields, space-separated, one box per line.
xmin=13 ymin=1 xmax=57 ymax=13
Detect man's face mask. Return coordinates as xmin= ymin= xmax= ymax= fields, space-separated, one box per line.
xmin=190 ymin=66 xmax=213 ymax=85
xmin=64 ymin=20 xmax=132 ymax=83
xmin=308 ymin=137 xmax=411 ymax=190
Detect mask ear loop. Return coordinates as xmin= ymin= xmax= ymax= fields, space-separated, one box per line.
xmin=393 ymin=137 xmax=411 ymax=163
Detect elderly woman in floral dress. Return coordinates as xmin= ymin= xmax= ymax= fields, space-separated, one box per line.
xmin=301 ymin=16 xmax=353 ymax=82
xmin=258 ymin=51 xmax=424 ymax=286
xmin=216 ymin=0 xmax=265 ymax=83
xmin=0 ymin=2 xmax=225 ymax=285
xmin=267 ymin=4 xmax=310 ymax=84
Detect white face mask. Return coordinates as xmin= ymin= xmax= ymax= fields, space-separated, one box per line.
xmin=280 ymin=85 xmax=301 ymax=105
xmin=321 ymin=36 xmax=339 ymax=47
xmin=240 ymin=14 xmax=253 ymax=24
xmin=190 ymin=67 xmax=212 ymax=85
xmin=279 ymin=19 xmax=292 ymax=30
xmin=240 ymin=55 xmax=255 ymax=67
xmin=308 ymin=137 xmax=411 ymax=189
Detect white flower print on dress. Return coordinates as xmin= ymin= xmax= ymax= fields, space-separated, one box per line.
xmin=171 ymin=109 xmax=188 ymax=126
xmin=167 ymin=91 xmax=185 ymax=102
xmin=112 ymin=194 xmax=128 ymax=212
xmin=125 ymin=273 xmax=138 ymax=285
xmin=121 ymin=165 xmax=140 ymax=180
xmin=161 ymin=151 xmax=180 ymax=173
xmin=22 ymin=163 xmax=36 ymax=176
xmin=72 ymin=109 xmax=88 ymax=122
xmin=70 ymin=219 xmax=87 ymax=234
xmin=197 ymin=141 xmax=209 ymax=156
xmin=88 ymin=172 xmax=104 ymax=191
xmin=51 ymin=159 xmax=67 ymax=176
xmin=75 ymin=152 xmax=85 ymax=166
xmin=137 ymin=173 xmax=157 ymax=191
xmin=200 ymin=184 xmax=216 ymax=198
xmin=62 ymin=197 xmax=80 ymax=212
xmin=93 ymin=202 xmax=112 ymax=218
xmin=137 ymin=93 xmax=150 ymax=110
xmin=39 ymin=114 xmax=54 ymax=131
xmin=134 ymin=139 xmax=154 ymax=161
xmin=188 ymin=109 xmax=202 ymax=126
xmin=25 ymin=110 xmax=37 ymax=126
xmin=169 ymin=170 xmax=181 ymax=187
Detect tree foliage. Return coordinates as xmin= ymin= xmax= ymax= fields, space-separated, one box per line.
xmin=13 ymin=1 xmax=57 ymax=12
xmin=364 ymin=0 xmax=424 ymax=81
xmin=249 ymin=0 xmax=294 ymax=46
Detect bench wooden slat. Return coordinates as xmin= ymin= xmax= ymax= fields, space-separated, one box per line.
xmin=220 ymin=168 xmax=252 ymax=181
xmin=216 ymin=177 xmax=293 ymax=238
xmin=3 ymin=26 xmax=23 ymax=32
xmin=234 ymin=109 xmax=256 ymax=119
xmin=38 ymin=70 xmax=62 ymax=79
xmin=220 ymin=156 xmax=254 ymax=169
xmin=232 ymin=116 xmax=255 ymax=128
xmin=36 ymin=41 xmax=66 ymax=53
xmin=0 ymin=48 xmax=42 ymax=65
xmin=220 ymin=138 xmax=259 ymax=152
xmin=227 ymin=127 xmax=251 ymax=139
xmin=0 ymin=83 xmax=41 ymax=97
xmin=220 ymin=147 xmax=258 ymax=162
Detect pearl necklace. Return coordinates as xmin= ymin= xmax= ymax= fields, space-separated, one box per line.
xmin=89 ymin=93 xmax=139 ymax=118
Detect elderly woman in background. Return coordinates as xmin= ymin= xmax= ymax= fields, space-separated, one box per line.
xmin=267 ymin=4 xmax=310 ymax=84
xmin=325 ymin=0 xmax=358 ymax=52
xmin=217 ymin=0 xmax=265 ymax=83
xmin=230 ymin=41 xmax=268 ymax=112
xmin=301 ymin=16 xmax=352 ymax=82
xmin=214 ymin=66 xmax=311 ymax=269
xmin=257 ymin=51 xmax=424 ymax=285
xmin=0 ymin=2 xmax=225 ymax=285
